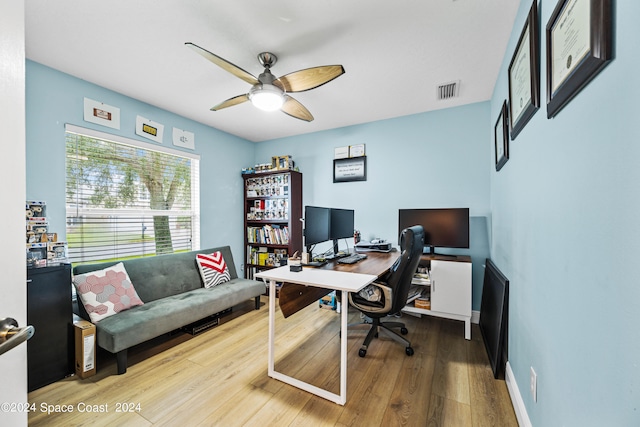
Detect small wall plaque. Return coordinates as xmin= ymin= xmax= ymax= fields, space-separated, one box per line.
xmin=136 ymin=116 xmax=164 ymax=143
xmin=83 ymin=98 xmax=120 ymax=130
xmin=172 ymin=127 xmax=195 ymax=150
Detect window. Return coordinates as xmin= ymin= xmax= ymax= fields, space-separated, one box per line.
xmin=65 ymin=125 xmax=200 ymax=264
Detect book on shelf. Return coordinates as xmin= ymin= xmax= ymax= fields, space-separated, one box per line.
xmin=246 ymin=246 xmax=289 ymax=267
xmin=412 ymin=272 xmax=431 ymax=285
xmin=247 ymin=225 xmax=289 ymax=245
xmin=406 ymin=285 xmax=424 ymax=304
xmin=257 ymin=252 xmax=269 ymax=266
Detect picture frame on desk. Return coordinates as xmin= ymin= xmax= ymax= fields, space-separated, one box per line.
xmin=545 ymin=0 xmax=612 ymax=118
xmin=508 ymin=0 xmax=540 ymax=140
xmin=495 ymin=101 xmax=509 ymax=172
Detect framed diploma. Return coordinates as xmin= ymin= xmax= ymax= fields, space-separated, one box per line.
xmin=508 ymin=1 xmax=540 ymax=140
xmin=333 ymin=156 xmax=366 ymax=183
xmin=546 ymin=0 xmax=612 ymax=118
xmin=495 ymin=101 xmax=509 ymax=172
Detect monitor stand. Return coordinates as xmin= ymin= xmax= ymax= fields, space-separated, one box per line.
xmin=329 ymin=239 xmax=350 ymax=259
xmin=302 ymin=249 xmax=326 ymax=267
xmin=306 ymin=240 xmax=350 ymax=262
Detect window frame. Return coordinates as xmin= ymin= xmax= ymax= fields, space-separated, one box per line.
xmin=65 ymin=124 xmax=200 ymax=263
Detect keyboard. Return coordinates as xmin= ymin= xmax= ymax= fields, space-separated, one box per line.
xmin=337 ymin=253 xmax=368 ymax=264
xmin=303 ymin=260 xmax=326 ymax=267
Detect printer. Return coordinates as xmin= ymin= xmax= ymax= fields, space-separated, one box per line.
xmin=355 ymin=239 xmax=393 ymax=252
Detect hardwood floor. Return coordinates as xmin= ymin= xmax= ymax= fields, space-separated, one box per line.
xmin=28 ymin=297 xmax=517 ymax=426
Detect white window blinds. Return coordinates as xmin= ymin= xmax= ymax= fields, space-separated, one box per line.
xmin=65 ymin=125 xmax=200 ymax=264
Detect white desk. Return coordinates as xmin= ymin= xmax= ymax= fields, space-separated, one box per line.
xmin=255 ymin=265 xmax=377 ymax=405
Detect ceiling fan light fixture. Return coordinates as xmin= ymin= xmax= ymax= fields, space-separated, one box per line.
xmin=249 ymin=84 xmax=284 ymax=112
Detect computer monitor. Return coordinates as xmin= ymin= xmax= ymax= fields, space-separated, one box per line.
xmin=304 ymin=206 xmax=331 ymax=251
xmin=330 ymin=208 xmax=355 ymax=255
xmin=398 ymin=208 xmax=469 ymax=255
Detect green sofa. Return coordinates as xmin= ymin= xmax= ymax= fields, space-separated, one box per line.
xmin=72 ymin=246 xmax=264 ymax=374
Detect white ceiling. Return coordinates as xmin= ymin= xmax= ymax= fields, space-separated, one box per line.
xmin=25 ymin=0 xmax=519 ymax=142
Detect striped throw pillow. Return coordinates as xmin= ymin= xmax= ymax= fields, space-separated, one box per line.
xmin=196 ymin=252 xmax=231 ymax=288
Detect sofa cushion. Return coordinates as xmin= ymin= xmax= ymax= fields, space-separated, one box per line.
xmin=73 ymin=246 xmax=240 ymax=304
xmin=73 ymin=262 xmax=144 ymax=323
xmin=93 ymin=277 xmax=265 ymax=353
xmin=196 ymin=251 xmax=231 ymax=288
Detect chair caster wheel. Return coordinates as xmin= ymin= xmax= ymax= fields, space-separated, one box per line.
xmin=359 ymin=348 xmax=367 ymax=357
xmin=405 ymin=347 xmax=414 ymax=356
xmin=400 ymin=327 xmax=408 ymax=335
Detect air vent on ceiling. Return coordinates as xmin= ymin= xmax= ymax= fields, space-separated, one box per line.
xmin=437 ymin=80 xmax=460 ymax=100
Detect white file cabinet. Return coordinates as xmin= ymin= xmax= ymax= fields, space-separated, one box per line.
xmin=403 ymin=255 xmax=472 ymax=339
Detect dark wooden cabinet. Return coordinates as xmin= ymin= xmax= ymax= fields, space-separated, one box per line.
xmin=243 ymin=170 xmax=303 ymax=279
xmin=27 ymin=264 xmax=73 ymax=391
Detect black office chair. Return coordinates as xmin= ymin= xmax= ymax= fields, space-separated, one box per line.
xmin=348 ymin=225 xmax=424 ymax=357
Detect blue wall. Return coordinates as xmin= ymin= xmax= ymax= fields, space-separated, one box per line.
xmin=490 ymin=1 xmax=640 ymax=425
xmin=27 ymin=4 xmax=640 ymax=420
xmin=255 ymin=104 xmax=492 ymax=310
xmin=26 ymin=61 xmax=256 ymax=267
xmin=26 ymin=60 xmax=492 ymax=309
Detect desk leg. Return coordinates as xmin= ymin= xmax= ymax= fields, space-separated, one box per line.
xmin=268 ymin=279 xmax=276 ymax=377
xmin=266 ymin=279 xmax=347 ymax=405
xmin=340 ymin=290 xmax=348 ymax=405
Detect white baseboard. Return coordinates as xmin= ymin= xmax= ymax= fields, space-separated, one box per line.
xmin=505 ymin=361 xmax=532 ymax=427
xmin=471 ymin=310 xmax=480 ymax=324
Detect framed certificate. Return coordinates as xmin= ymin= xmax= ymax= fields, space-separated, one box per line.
xmin=495 ymin=101 xmax=509 ymax=172
xmin=508 ymin=1 xmax=539 ymax=140
xmin=333 ymin=156 xmax=366 ymax=183
xmin=546 ymin=0 xmax=612 ymax=118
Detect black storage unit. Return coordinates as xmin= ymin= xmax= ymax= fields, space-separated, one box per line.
xmin=27 ymin=264 xmax=73 ymax=391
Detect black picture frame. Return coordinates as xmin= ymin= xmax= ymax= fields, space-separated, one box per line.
xmin=495 ymin=101 xmax=509 ymax=171
xmin=333 ymin=156 xmax=367 ymax=183
xmin=546 ymin=0 xmax=613 ymax=118
xmin=508 ymin=0 xmax=540 ymax=140
xmin=479 ymin=258 xmax=509 ymax=379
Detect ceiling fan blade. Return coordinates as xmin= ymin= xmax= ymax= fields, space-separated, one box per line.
xmin=281 ymin=95 xmax=314 ymax=122
xmin=274 ymin=65 xmax=345 ymax=93
xmin=211 ymin=94 xmax=249 ymax=111
xmin=186 ymin=42 xmax=259 ymax=86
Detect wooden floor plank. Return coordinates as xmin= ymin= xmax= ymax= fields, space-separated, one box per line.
xmin=426 ymin=393 xmax=473 ymax=427
xmin=381 ymin=312 xmax=437 ymax=426
xmin=27 ymin=297 xmax=517 ymax=427
xmin=432 ymin=319 xmax=471 ymax=405
xmin=335 ymin=328 xmax=407 ymax=426
xmin=467 ymin=324 xmax=518 ymax=427
xmin=195 ymin=384 xmax=274 ymax=427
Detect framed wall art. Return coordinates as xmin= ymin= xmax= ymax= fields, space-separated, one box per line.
xmin=333 ymin=156 xmax=366 ymax=183
xmin=546 ymin=0 xmax=612 ymax=118
xmin=495 ymin=101 xmax=509 ymax=172
xmin=479 ymin=258 xmax=510 ymax=379
xmin=508 ymin=0 xmax=540 ymax=140
xmin=83 ymin=98 xmax=121 ymax=130
xmin=136 ymin=115 xmax=164 ymax=144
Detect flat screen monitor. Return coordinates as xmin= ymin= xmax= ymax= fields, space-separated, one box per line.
xmin=330 ymin=208 xmax=354 ymax=255
xmin=398 ymin=208 xmax=469 ymax=254
xmin=304 ymin=206 xmax=331 ymax=248
xmin=330 ymin=208 xmax=354 ymax=240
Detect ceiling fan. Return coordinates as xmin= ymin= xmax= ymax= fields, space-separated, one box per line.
xmin=186 ymin=42 xmax=345 ymax=122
